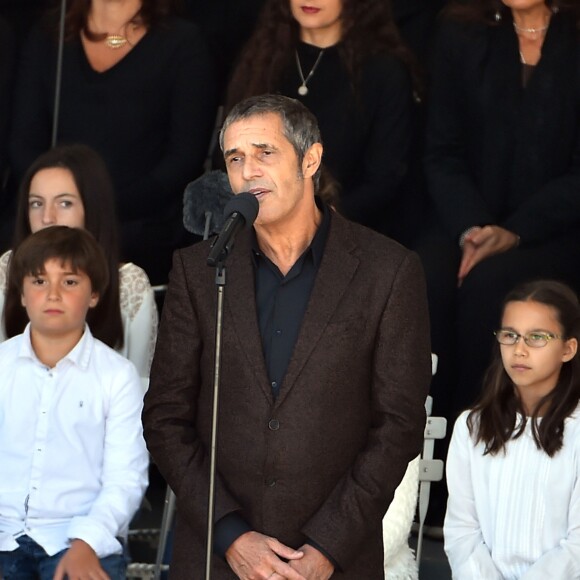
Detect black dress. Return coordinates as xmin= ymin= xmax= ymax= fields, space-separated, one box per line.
xmin=10 ymin=17 xmax=217 ymax=284
xmin=277 ymin=41 xmax=426 ymax=246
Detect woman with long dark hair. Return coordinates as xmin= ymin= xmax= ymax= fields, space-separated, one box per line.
xmin=0 ymin=144 xmax=157 ymax=377
xmin=9 ymin=0 xmax=216 ymax=284
xmin=226 ymin=0 xmax=425 ymax=245
xmin=444 ymin=280 xmax=580 ymax=577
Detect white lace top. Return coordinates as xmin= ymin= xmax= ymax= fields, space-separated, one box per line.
xmin=0 ymin=250 xmax=158 ymax=378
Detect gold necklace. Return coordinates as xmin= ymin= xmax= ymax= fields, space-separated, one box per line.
xmin=104 ymin=34 xmax=129 ymax=49
xmin=295 ymin=49 xmax=325 ymax=96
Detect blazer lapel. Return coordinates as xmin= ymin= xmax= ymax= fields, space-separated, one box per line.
xmin=275 ymin=214 xmax=359 ymax=408
xmin=224 ymin=232 xmax=273 ymax=402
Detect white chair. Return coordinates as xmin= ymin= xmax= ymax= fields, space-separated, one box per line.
xmin=415 ymin=394 xmax=447 ymax=566
xmin=126 ymin=374 xmax=174 ymax=579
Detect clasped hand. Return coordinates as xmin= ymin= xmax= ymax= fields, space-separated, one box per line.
xmin=226 ymin=531 xmax=334 ymax=579
xmin=458 ymin=225 xmax=519 ymax=286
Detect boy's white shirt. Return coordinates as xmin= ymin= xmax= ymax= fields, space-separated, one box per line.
xmin=0 ymin=323 xmax=149 ymax=558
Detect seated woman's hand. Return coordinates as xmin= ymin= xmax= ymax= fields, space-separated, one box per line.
xmin=458 ymin=225 xmax=519 ymax=286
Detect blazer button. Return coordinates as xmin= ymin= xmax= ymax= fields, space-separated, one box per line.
xmin=268 ymin=419 xmax=280 ymax=431
xmin=265 ymin=477 xmax=277 ymax=487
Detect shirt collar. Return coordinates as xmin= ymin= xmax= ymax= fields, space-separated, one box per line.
xmin=19 ymin=323 xmax=95 ymax=370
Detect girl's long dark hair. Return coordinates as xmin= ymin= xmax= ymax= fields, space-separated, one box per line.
xmin=467 ymin=280 xmax=580 ymax=457
xmin=444 ymin=0 xmax=580 ymax=27
xmin=225 ymin=0 xmax=422 ymax=110
xmin=4 ymin=144 xmax=124 ymax=349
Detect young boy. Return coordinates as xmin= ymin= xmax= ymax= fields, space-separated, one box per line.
xmin=0 ymin=226 xmax=149 ymax=580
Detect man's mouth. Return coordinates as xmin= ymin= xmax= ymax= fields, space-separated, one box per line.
xmin=248 ymin=188 xmax=269 ymax=199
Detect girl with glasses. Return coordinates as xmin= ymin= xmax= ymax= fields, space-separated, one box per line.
xmin=444 ymin=279 xmax=580 ymax=579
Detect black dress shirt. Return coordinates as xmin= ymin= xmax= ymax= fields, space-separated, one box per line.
xmin=253 ymin=202 xmax=330 ymax=398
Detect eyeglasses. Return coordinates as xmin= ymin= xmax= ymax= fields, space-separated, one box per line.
xmin=494 ymin=329 xmax=564 ymax=348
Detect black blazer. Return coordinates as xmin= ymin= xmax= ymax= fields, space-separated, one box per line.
xmin=425 ymin=11 xmax=580 ymax=246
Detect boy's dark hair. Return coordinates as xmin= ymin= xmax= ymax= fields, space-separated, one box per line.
xmin=6 ymin=144 xmax=123 ymax=348
xmin=8 ymin=226 xmax=109 ymax=307
xmin=468 ymin=279 xmax=580 ymax=457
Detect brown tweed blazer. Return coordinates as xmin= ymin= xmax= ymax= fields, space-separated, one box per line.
xmin=142 ymin=210 xmax=431 ymax=579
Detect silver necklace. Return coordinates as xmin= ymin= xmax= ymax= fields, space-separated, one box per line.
xmin=295 ymin=49 xmax=325 ymax=96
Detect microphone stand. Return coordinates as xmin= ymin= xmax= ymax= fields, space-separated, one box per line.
xmin=205 ymin=256 xmax=227 ymax=580
xmin=52 ymin=0 xmax=67 ymax=146
xmin=203 ymin=193 xmax=257 ymax=579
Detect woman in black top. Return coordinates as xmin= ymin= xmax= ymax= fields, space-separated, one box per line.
xmin=10 ymin=0 xmax=216 ymax=284
xmin=226 ymin=0 xmax=425 ymax=245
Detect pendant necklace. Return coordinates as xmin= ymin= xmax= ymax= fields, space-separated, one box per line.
xmin=295 ymin=49 xmax=325 ymax=96
xmin=105 ymin=34 xmax=129 ymax=49
xmin=101 ymin=20 xmax=139 ymax=49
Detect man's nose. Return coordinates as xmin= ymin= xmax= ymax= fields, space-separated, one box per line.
xmin=241 ymin=157 xmax=262 ymax=180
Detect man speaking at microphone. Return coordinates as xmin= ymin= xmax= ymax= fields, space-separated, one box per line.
xmin=142 ymin=94 xmax=431 ymax=579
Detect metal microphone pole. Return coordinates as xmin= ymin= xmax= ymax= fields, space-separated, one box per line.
xmin=204 ymin=193 xmax=257 ymax=580
xmin=52 ymin=0 xmax=67 ymax=147
xmin=205 ymin=258 xmax=227 ymax=580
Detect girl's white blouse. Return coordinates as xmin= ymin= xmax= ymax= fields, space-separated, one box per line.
xmin=445 ymin=406 xmax=580 ymax=579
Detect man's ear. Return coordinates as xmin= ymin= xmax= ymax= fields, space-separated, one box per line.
xmin=89 ymin=292 xmax=99 ymax=309
xmin=302 ymin=142 xmax=323 ymax=179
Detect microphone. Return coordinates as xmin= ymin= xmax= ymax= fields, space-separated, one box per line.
xmin=207 ymin=192 xmax=259 ymax=267
xmin=183 ymin=170 xmax=234 ymax=238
